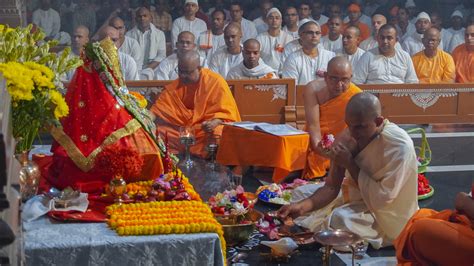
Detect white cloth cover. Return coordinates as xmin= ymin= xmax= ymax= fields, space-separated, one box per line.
xmin=22 ymin=193 xmax=89 ymax=222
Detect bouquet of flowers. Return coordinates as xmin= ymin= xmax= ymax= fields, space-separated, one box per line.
xmin=208 ymin=186 xmax=253 ymax=216
xmin=0 ymin=24 xmax=81 ymax=153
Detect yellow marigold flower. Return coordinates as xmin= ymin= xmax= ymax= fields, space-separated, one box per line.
xmin=49 ymin=90 xmax=69 ymax=119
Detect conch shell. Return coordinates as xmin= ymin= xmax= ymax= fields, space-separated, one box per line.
xmin=261 ymin=237 xmax=298 ymax=256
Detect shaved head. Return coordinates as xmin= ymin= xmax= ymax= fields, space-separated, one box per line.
xmin=346 ymin=93 xmax=381 ymax=120
xmin=177 ymin=50 xmax=201 ymax=84
xmin=176 ymin=31 xmax=196 ymax=53
xmin=99 ymin=26 xmax=119 ymax=43
xmin=327 ymin=56 xmax=352 ymax=74
xmin=243 ymin=39 xmax=261 ymax=68
xmin=325 ymin=56 xmax=352 ymax=96
xmin=422 ymin=27 xmax=441 ymax=51
xmin=224 ymin=22 xmax=242 ymax=36
xmin=224 ymin=22 xmax=242 ymax=50
xmin=243 ymin=38 xmax=260 ymax=49
xmin=177 ymin=31 xmax=195 ymax=42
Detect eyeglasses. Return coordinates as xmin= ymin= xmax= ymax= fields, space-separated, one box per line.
xmin=303 ymin=31 xmax=321 ymax=35
xmin=328 ymin=76 xmax=351 ymax=84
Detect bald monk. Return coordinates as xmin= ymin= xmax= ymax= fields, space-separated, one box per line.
xmin=452 ymin=24 xmax=474 ymax=83
xmin=150 ymin=50 xmax=241 ymax=157
xmin=302 ymin=56 xmax=361 ymax=179
xmin=227 ymin=39 xmax=278 ymax=79
xmin=395 ymin=191 xmax=474 ymax=265
xmin=279 ymin=93 xmax=419 ymax=249
xmin=412 ymin=27 xmax=455 ymax=83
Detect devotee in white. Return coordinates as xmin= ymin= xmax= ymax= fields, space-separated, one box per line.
xmin=402 ymin=12 xmax=441 ymax=56
xmin=282 ymin=6 xmax=300 ymax=41
xmin=256 ymin=8 xmax=293 ymax=72
xmin=430 ymin=12 xmax=453 ymax=53
xmin=320 ymin=16 xmax=343 ymax=52
xmin=353 ymin=24 xmax=418 ymax=84
xmin=282 ymin=39 xmax=302 ymax=66
xmin=253 ymin=0 xmax=273 ymax=34
xmin=227 ymin=39 xmax=277 ymax=79
xmin=109 ymin=17 xmax=144 ymax=70
xmin=336 ymin=26 xmax=365 ymax=69
xmin=155 ymin=31 xmax=204 ymax=80
xmin=100 ymin=26 xmax=139 ymax=81
xmin=64 ymin=25 xmax=89 ymax=82
xmin=311 ymin=1 xmax=328 ymax=26
xmin=396 ymin=7 xmax=416 ymax=43
xmin=229 ymin=2 xmax=257 ymax=42
xmin=32 ymin=0 xmax=70 ymax=45
xmin=447 ymin=11 xmax=466 ymax=53
xmin=197 ymin=10 xmax=226 ymax=66
xmin=360 ymin=14 xmax=386 ymax=51
xmin=126 ymin=7 xmax=166 ymax=70
xmin=282 ymin=21 xmax=335 ymax=85
xmin=208 ymin=23 xmax=243 ymax=78
xmin=171 ymin=0 xmax=207 ymax=49
xmin=278 ymin=93 xmax=419 ymax=249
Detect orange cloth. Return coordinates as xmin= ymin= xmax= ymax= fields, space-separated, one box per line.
xmin=302 ymin=83 xmax=362 ymax=179
xmin=216 ymin=125 xmax=309 ymax=183
xmin=321 ymin=23 xmax=329 ymax=36
xmin=452 ymin=44 xmax=474 ymax=83
xmin=394 ymin=208 xmax=474 ymax=266
xmin=343 ymin=22 xmax=371 ymax=41
xmin=151 ymin=68 xmax=241 ymax=157
xmin=412 ymin=49 xmax=456 ymax=83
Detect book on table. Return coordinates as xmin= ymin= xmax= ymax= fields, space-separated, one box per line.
xmin=231 ymin=122 xmax=307 ymax=136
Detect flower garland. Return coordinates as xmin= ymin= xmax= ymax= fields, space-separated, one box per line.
xmin=95 ymin=145 xmax=144 ymax=180
xmin=106 ymin=201 xmax=226 ymax=260
xmin=118 ymin=169 xmax=201 ymax=202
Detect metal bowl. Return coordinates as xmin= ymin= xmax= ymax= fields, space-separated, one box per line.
xmin=314 ymin=229 xmax=361 ymax=247
xmin=215 ymin=209 xmax=263 ymax=246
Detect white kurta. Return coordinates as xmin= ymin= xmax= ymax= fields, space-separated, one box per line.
xmin=440 ymin=28 xmax=453 ymax=52
xmin=256 ymin=31 xmax=293 ymax=71
xmin=353 ymin=47 xmax=419 ymax=84
xmin=171 ymin=16 xmax=208 ymax=49
xmin=396 ymin=23 xmax=416 ymax=42
xmin=402 ymin=32 xmax=444 ymax=56
xmin=448 ymin=28 xmax=465 ymax=53
xmin=119 ymin=36 xmax=144 ymax=71
xmin=292 ymin=121 xmax=419 ymax=249
xmin=336 ymin=47 xmax=366 ymax=69
xmin=312 ymin=15 xmax=329 ymax=26
xmin=239 ymin=18 xmax=258 ymax=42
xmin=282 ymin=26 xmax=299 ymax=41
xmin=197 ymin=31 xmax=225 ymax=66
xmin=359 ymin=36 xmax=377 ymax=51
xmin=320 ymin=35 xmax=343 ymax=53
xmin=32 ymin=8 xmax=60 ymax=38
xmin=227 ymin=60 xmax=277 ymax=79
xmin=208 ymin=46 xmax=243 ymax=78
xmin=154 ymin=53 xmax=205 ymax=80
xmin=253 ymin=16 xmax=268 ymax=34
xmin=119 ymin=52 xmax=139 ymax=81
xmin=126 ymin=24 xmax=166 ymax=69
xmin=282 ymin=39 xmax=302 ymax=66
xmin=281 ymin=47 xmax=335 ymax=85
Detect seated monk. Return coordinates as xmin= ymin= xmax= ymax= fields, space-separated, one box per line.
xmin=395 ymin=191 xmax=474 ymax=265
xmin=150 ymin=50 xmax=241 ymax=157
xmin=302 ymin=56 xmax=362 ymax=179
xmin=279 ymin=93 xmax=419 ymax=249
xmin=48 ymin=37 xmax=164 ymax=193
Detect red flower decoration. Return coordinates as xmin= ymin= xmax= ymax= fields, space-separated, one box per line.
xmin=96 ymin=144 xmax=144 ymax=179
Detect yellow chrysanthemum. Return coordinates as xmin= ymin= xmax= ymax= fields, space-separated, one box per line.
xmin=0 ymin=62 xmax=35 ymax=101
xmin=49 ymin=90 xmax=69 ymax=119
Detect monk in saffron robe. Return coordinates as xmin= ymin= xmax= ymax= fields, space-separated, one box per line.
xmin=280 ymin=93 xmax=418 ymax=249
xmin=302 ymin=56 xmax=362 ymax=179
xmin=49 ymin=38 xmax=164 ymax=192
xmin=452 ymin=24 xmax=474 ymax=83
xmin=150 ymin=50 xmax=241 ymax=157
xmin=395 ymin=191 xmax=474 ymax=265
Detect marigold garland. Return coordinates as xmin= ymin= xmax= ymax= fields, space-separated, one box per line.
xmin=106 ymin=201 xmax=226 ymax=260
